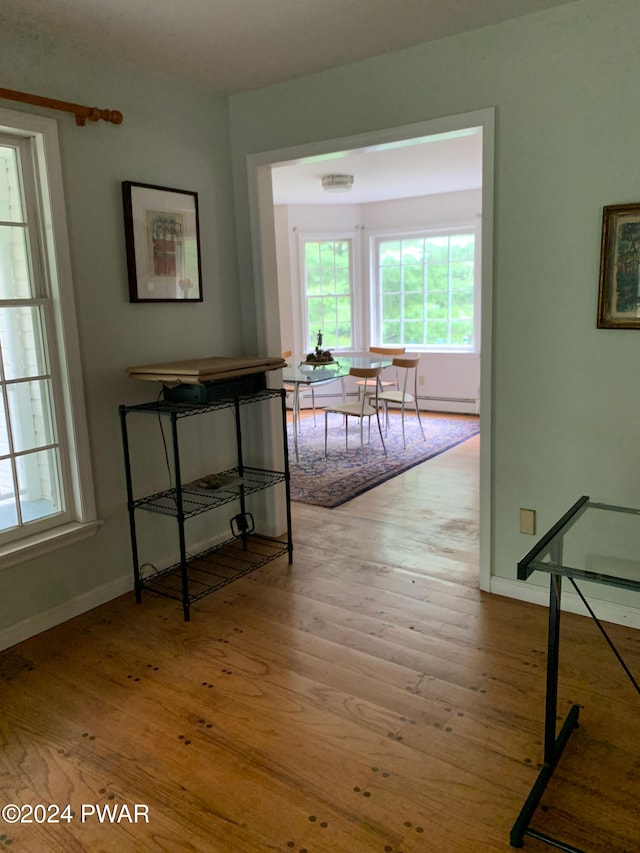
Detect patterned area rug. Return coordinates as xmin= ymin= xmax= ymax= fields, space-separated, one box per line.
xmin=288 ymin=413 xmax=480 ymax=508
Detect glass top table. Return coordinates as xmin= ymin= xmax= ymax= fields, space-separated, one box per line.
xmin=281 ymin=355 xmax=392 ymax=386
xmin=282 ymin=355 xmax=392 ymax=461
xmin=511 ymin=494 xmax=640 ymax=851
xmin=517 ymin=495 xmax=640 ymax=592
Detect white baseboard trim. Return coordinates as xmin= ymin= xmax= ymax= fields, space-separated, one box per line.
xmin=490 ymin=576 xmax=640 ymax=630
xmin=0 ymin=574 xmax=133 ymax=652
xmin=0 ymin=529 xmax=235 ymax=652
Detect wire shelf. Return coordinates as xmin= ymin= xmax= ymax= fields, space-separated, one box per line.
xmin=140 ymin=533 xmax=289 ymax=603
xmin=133 ymin=466 xmax=286 ymax=518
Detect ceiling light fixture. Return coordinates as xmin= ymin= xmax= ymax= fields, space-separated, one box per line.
xmin=322 ymin=174 xmax=354 ymax=192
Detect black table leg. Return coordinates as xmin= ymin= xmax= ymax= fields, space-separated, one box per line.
xmin=510 ymin=573 xmax=581 ymax=849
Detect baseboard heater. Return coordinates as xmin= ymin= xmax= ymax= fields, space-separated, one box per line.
xmin=418 ymin=394 xmax=479 ymax=406
xmin=294 ymin=392 xmax=479 ymax=406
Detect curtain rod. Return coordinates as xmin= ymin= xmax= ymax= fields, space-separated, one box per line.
xmin=0 ymin=87 xmax=123 ymax=126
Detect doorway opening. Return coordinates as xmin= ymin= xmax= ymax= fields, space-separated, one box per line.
xmin=246 ymin=109 xmax=494 ymax=589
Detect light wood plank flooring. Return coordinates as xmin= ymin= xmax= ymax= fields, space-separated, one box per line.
xmin=1 ymin=418 xmax=639 ymax=852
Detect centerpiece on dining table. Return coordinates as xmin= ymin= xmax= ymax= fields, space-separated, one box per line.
xmin=301 ymin=330 xmax=339 ymax=368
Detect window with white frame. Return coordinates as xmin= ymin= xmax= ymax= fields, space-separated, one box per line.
xmin=0 ymin=110 xmax=97 ymax=562
xmin=301 ymin=237 xmax=353 ymax=350
xmin=374 ymin=230 xmax=476 ymax=349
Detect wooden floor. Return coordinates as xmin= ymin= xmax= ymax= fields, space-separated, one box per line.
xmin=1 ymin=418 xmax=640 ymax=852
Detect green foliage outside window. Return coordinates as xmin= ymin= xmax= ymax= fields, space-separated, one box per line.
xmin=378 ymin=233 xmax=474 ymax=347
xmin=304 ymin=240 xmax=352 ymax=349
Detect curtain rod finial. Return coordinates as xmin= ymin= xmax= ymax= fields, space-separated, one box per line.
xmin=80 ymin=107 xmax=124 ymax=126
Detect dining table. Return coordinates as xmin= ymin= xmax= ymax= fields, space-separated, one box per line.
xmin=281 ymin=354 xmax=392 ymax=461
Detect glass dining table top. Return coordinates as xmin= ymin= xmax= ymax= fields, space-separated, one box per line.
xmin=281 ymin=355 xmax=392 ymax=385
xmin=518 ymin=495 xmax=640 ymax=592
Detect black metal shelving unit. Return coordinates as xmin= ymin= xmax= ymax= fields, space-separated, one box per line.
xmin=119 ymin=387 xmax=292 ymax=621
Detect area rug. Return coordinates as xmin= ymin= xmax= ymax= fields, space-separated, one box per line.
xmin=287 ymin=413 xmax=479 ymax=508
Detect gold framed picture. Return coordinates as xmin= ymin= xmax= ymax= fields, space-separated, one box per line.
xmin=597 ymin=202 xmax=640 ymax=328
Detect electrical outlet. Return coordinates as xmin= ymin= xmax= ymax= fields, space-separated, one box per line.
xmin=418 ymin=375 xmax=425 ymax=386
xmin=519 ymin=508 xmax=536 ymax=535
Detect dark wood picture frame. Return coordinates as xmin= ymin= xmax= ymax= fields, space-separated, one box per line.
xmin=597 ymin=202 xmax=640 ymax=328
xmin=122 ymin=181 xmax=203 ymax=303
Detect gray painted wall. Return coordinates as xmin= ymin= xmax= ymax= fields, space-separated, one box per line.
xmin=0 ymin=27 xmax=243 ymax=644
xmin=229 ymin=0 xmax=640 ymax=613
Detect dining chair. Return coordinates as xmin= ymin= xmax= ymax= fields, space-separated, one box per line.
xmin=355 ymin=345 xmax=405 ymax=399
xmin=324 ymin=366 xmax=387 ymax=462
xmin=375 ymin=353 xmax=425 ymax=448
xmin=282 ymin=350 xmax=317 ymax=429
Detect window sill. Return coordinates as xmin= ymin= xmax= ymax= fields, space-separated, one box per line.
xmin=0 ymin=519 xmax=102 ymax=570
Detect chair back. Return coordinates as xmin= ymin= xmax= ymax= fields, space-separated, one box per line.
xmin=350 ymin=365 xmax=382 ymax=412
xmin=366 ymin=346 xmax=405 ymax=391
xmin=369 ymin=345 xmax=405 ymax=356
xmin=392 ymin=353 xmax=421 ymax=397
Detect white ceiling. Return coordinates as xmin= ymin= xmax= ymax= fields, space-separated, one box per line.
xmin=2 ymin=0 xmax=576 ymax=206
xmin=270 ymin=128 xmax=483 ymax=205
xmin=0 ymin=0 xmax=578 ymax=95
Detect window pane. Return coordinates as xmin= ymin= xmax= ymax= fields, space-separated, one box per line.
xmin=320 ymin=265 xmax=336 ymax=292
xmin=0 ymin=449 xmax=61 ymax=531
xmin=307 ymin=297 xmax=324 ymax=327
xmin=450 ymin=261 xmax=474 ymax=286
xmin=335 ymin=296 xmax=351 ymax=346
xmin=0 ymin=306 xmax=48 ymax=379
xmin=451 ymin=288 xmax=474 ymax=318
xmin=305 ymin=242 xmax=320 ymax=266
xmin=450 ymin=319 xmax=474 ymax=346
xmin=7 ymin=379 xmax=56 ymax=453
xmin=306 ymin=267 xmax=322 ymax=295
xmin=0 ymin=225 xmax=32 ymax=298
xmin=303 ymin=238 xmax=352 ymax=350
xmin=0 ymin=118 xmax=97 ymax=549
xmin=335 ymin=268 xmax=350 ymax=294
xmin=401 ymin=239 xmax=424 ymax=264
xmin=16 ymin=447 xmax=62 ymax=522
xmin=404 ymin=292 xmax=424 ymax=319
xmin=334 ymin=241 xmax=350 ymax=267
xmin=382 ymin=320 xmax=401 ymax=344
xmin=426 ymin=264 xmax=448 ymax=291
xmin=426 ymin=291 xmax=448 ymax=319
xmin=380 ymin=241 xmax=401 ymax=265
xmin=320 ymin=242 xmax=335 ymax=266
xmin=0 ymin=399 xmax=9 ymax=457
xmin=403 ymin=264 xmax=424 ymax=292
xmin=0 ymin=146 xmax=24 ymax=223
xmin=381 ymin=267 xmax=400 ymax=292
xmin=335 ymin=324 xmax=351 ymax=348
xmin=0 ymin=457 xmax=18 ymax=531
xmin=382 ymin=293 xmax=401 ymax=317
xmin=425 ymin=237 xmax=449 ymax=263
xmin=403 ymin=321 xmax=424 ymax=345
xmin=335 ymin=294 xmax=351 ymax=320
xmin=377 ymin=232 xmax=475 ymax=349
xmin=450 ymin=234 xmax=474 ymax=260
xmin=426 ymin=320 xmax=448 ymax=345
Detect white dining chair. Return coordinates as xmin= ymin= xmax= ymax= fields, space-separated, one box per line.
xmin=323 ymin=366 xmax=387 ymax=462
xmin=355 ymin=345 xmax=405 ymax=400
xmin=375 ymin=353 xmax=425 ymax=448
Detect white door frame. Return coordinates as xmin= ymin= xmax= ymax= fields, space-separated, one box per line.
xmin=246 ymin=108 xmax=494 ymax=590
